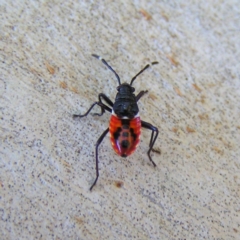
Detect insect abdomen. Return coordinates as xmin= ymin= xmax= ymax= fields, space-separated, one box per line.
xmin=109 ymin=115 xmax=141 ymax=157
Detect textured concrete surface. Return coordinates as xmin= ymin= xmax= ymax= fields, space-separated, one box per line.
xmin=1 ymin=1 xmax=240 ymax=239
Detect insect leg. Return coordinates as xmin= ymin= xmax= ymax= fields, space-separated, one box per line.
xmin=73 ymin=93 xmax=112 ymax=118
xmin=93 ymin=93 xmax=113 ymax=116
xmin=136 ymin=90 xmax=148 ymax=102
xmin=141 ymin=120 xmax=160 ymax=167
xmin=90 ymin=128 xmax=109 ymax=191
xmin=99 ymin=93 xmax=113 ymax=107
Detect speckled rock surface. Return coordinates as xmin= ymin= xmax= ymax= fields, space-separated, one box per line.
xmin=1 ymin=1 xmax=240 ymax=239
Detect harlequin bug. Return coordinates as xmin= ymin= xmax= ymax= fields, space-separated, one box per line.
xmin=73 ymin=54 xmax=160 ymax=190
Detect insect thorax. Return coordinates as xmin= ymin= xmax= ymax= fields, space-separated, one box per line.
xmin=113 ymin=84 xmax=139 ymax=119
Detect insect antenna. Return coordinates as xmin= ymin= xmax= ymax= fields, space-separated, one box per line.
xmin=130 ymin=61 xmax=158 ymax=86
xmin=92 ymin=54 xmax=121 ymax=85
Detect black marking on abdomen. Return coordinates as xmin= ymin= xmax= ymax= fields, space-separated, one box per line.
xmin=121 ymin=140 xmax=130 ymax=149
xmin=113 ymin=127 xmax=121 ymax=140
xmin=130 ymin=128 xmax=137 ymax=141
xmin=121 ymin=119 xmax=130 ymax=129
xmin=122 ymin=132 xmax=129 ymax=137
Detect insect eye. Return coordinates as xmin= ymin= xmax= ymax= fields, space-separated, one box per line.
xmin=131 ymin=87 xmax=135 ymax=92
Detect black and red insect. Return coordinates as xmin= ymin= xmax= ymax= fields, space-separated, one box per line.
xmin=73 ymin=54 xmax=160 ymax=190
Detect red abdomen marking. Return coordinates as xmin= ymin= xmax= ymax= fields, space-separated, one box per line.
xmin=109 ymin=115 xmax=141 ymax=157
